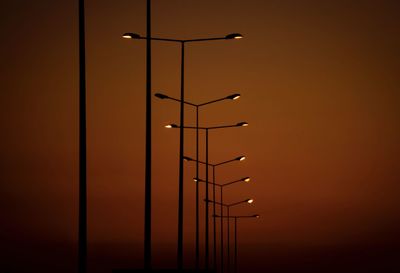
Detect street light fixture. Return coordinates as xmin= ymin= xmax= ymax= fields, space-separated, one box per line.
xmin=185 ymin=156 xmax=247 ymax=272
xmin=166 ymin=122 xmax=248 ymax=270
xmin=124 ymin=32 xmax=243 ymax=270
xmin=213 ymin=214 xmax=260 ymax=273
xmin=157 ymin=93 xmax=241 ymax=271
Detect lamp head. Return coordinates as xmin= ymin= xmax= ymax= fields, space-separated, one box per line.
xmin=237 ymin=122 xmax=249 ymax=127
xmin=155 ymin=93 xmax=169 ymax=99
xmin=243 ymin=177 xmax=251 ymax=182
xmin=247 ymin=198 xmax=254 ymax=204
xmin=253 ymin=214 xmax=260 ymax=218
xmin=165 ymin=124 xmax=178 ymax=128
xmin=236 ymin=156 xmax=246 ymax=161
xmin=226 ymin=93 xmax=241 ymax=100
xmin=183 ymin=156 xmax=194 ymax=162
xmin=225 ymin=33 xmax=243 ymax=40
xmin=122 ymin=33 xmax=142 ymax=39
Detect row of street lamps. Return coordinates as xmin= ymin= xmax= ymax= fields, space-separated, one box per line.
xmin=123 ymin=31 xmax=259 ymax=273
xmin=123 ymin=31 xmax=244 ymax=271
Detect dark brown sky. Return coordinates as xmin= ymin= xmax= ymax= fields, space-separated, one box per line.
xmin=1 ymin=0 xmax=400 ymax=272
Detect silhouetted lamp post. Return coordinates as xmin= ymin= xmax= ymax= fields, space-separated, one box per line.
xmin=124 ymin=32 xmax=243 ymax=270
xmin=214 ymin=214 xmax=260 ymax=273
xmin=156 ymin=92 xmax=240 ymax=269
xmin=166 ymin=122 xmax=248 ymax=269
xmin=185 ymin=156 xmax=246 ymax=272
xmin=121 ymin=0 xmax=152 ymax=269
xmin=78 ymin=0 xmax=87 ymax=272
xmin=205 ymin=198 xmax=254 ymax=273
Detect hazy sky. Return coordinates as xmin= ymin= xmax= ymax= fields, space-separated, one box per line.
xmin=1 ymin=1 xmax=400 ymax=272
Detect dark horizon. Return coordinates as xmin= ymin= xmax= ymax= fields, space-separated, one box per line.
xmin=3 ymin=240 xmax=399 ymax=272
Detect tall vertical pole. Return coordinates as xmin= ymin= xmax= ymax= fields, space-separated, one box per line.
xmin=234 ymin=218 xmax=237 ymax=273
xmin=177 ymin=41 xmax=185 ymax=270
xmin=144 ymin=0 xmax=152 ymax=270
xmin=212 ymin=166 xmax=217 ymax=270
xmin=220 ymin=188 xmax=224 ymax=273
xmin=195 ymin=106 xmax=199 ymax=269
xmin=78 ymin=0 xmax=87 ymax=272
xmin=227 ymin=207 xmax=230 ymax=273
xmin=205 ymin=128 xmax=209 ymax=270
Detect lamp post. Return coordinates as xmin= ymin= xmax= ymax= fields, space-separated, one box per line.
xmin=78 ymin=0 xmax=87 ymax=272
xmin=124 ymin=32 xmax=243 ymax=270
xmin=156 ymin=93 xmax=241 ymax=269
xmin=185 ymin=156 xmax=246 ymax=272
xmin=205 ymin=199 xmax=254 ymax=273
xmin=166 ymin=122 xmax=248 ymax=269
xmin=214 ymin=215 xmax=260 ymax=273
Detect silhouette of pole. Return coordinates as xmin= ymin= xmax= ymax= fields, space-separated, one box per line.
xmin=144 ymin=0 xmax=152 ymax=269
xmin=227 ymin=207 xmax=230 ymax=273
xmin=212 ymin=166 xmax=217 ymax=270
xmin=195 ymin=106 xmax=199 ymax=269
xmin=177 ymin=41 xmax=185 ymax=270
xmin=234 ymin=217 xmax=237 ymax=273
xmin=78 ymin=0 xmax=87 ymax=272
xmin=220 ymin=186 xmax=224 ymax=273
xmin=205 ymin=129 xmax=209 ymax=269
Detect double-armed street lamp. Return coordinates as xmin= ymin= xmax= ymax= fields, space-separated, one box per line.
xmin=123 ymin=32 xmax=243 ymax=270
xmin=214 ymin=214 xmax=260 ymax=273
xmin=166 ymin=122 xmax=248 ymax=269
xmin=155 ymin=92 xmax=241 ymax=269
xmin=122 ymin=32 xmax=243 ymax=269
xmin=205 ymin=199 xmax=254 ymax=273
xmin=185 ymin=156 xmax=247 ymax=271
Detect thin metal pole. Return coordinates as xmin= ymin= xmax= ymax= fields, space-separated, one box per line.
xmin=220 ymin=188 xmax=224 ymax=273
xmin=213 ymin=166 xmax=217 ymax=270
xmin=78 ymin=0 xmax=87 ymax=272
xmin=195 ymin=106 xmax=199 ymax=269
xmin=234 ymin=217 xmax=237 ymax=273
xmin=205 ymin=128 xmax=209 ymax=270
xmin=144 ymin=0 xmax=152 ymax=269
xmin=227 ymin=206 xmax=230 ymax=273
xmin=177 ymin=41 xmax=185 ymax=270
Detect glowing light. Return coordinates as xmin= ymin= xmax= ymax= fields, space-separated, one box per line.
xmin=122 ymin=33 xmax=141 ymax=39
xmin=225 ymin=33 xmax=244 ymax=40
xmin=226 ymin=93 xmax=241 ymax=100
xmin=237 ymin=122 xmax=249 ymax=127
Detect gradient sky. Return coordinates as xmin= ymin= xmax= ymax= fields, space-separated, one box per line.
xmin=1 ymin=1 xmax=400 ymax=272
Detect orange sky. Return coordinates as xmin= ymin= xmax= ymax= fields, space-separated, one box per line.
xmin=1 ymin=1 xmax=400 ymax=272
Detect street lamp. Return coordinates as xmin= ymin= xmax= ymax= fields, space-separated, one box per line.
xmin=166 ymin=122 xmax=248 ymax=269
xmin=124 ymin=32 xmax=243 ymax=270
xmin=213 ymin=214 xmax=260 ymax=273
xmin=185 ymin=157 xmax=247 ymax=272
xmin=78 ymin=1 xmax=87 ymax=273
xmin=205 ymin=199 xmax=254 ymax=273
xmin=156 ymin=93 xmax=241 ymax=270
